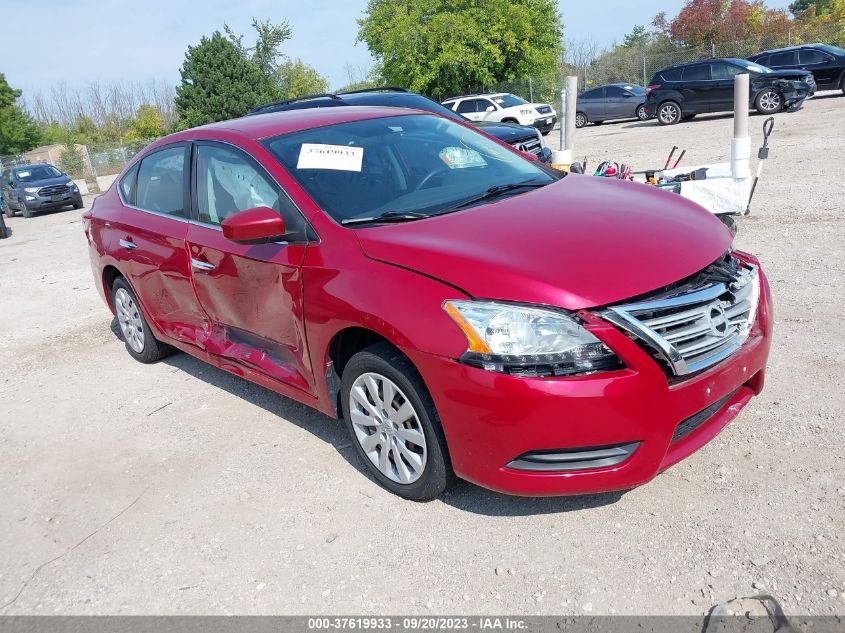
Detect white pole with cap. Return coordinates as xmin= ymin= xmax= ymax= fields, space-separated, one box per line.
xmin=553 ymin=75 xmax=578 ymax=169
xmin=731 ymin=73 xmax=751 ymax=180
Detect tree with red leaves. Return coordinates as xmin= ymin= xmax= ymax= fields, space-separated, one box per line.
xmin=659 ymin=0 xmax=792 ymax=48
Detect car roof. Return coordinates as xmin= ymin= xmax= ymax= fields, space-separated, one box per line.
xmin=442 ymin=92 xmax=509 ymax=102
xmin=171 ymin=106 xmax=433 ymax=141
xmin=752 ymin=44 xmax=821 ymax=56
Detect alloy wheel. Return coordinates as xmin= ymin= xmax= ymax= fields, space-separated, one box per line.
xmin=759 ymin=90 xmax=781 ymax=112
xmin=637 ymin=105 xmax=649 ymax=120
xmin=659 ymin=103 xmax=680 ymax=124
xmin=114 ymin=287 xmax=145 ymax=354
xmin=348 ymin=372 xmax=427 ymax=484
xmin=575 ymin=113 xmax=587 ymax=128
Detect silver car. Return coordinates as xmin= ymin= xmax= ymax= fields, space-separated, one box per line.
xmin=575 ymin=84 xmax=649 ymax=128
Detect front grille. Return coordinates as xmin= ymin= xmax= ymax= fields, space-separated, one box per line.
xmin=511 ymin=137 xmax=542 ymax=156
xmin=672 ymin=391 xmax=735 ymax=442
xmin=602 ymin=255 xmax=760 ymax=376
xmin=38 ymin=185 xmax=70 ymax=197
xmin=536 ymin=105 xmax=552 ymax=115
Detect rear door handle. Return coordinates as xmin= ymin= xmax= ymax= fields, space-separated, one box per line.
xmin=119 ymin=238 xmax=137 ymax=250
xmin=190 ymin=258 xmax=215 ymax=272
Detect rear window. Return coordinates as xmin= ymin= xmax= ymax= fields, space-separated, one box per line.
xmin=768 ymin=51 xmax=797 ymax=67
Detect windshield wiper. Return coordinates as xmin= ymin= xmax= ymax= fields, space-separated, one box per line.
xmin=441 ymin=180 xmax=549 ymax=213
xmin=341 ymin=211 xmax=431 ymax=226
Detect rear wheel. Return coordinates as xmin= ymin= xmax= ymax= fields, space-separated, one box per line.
xmin=111 ymin=277 xmax=170 ymax=363
xmin=636 ymin=105 xmax=649 ymax=120
xmin=575 ymin=112 xmax=587 ymax=128
xmin=657 ymin=101 xmax=682 ymax=125
xmin=341 ymin=342 xmax=453 ymax=501
xmin=755 ymin=89 xmax=782 ymax=114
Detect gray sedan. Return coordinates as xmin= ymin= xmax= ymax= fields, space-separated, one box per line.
xmin=575 ymin=84 xmax=649 ymax=128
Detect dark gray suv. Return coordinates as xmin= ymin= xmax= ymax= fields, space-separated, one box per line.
xmin=1 ymin=163 xmax=83 ymax=218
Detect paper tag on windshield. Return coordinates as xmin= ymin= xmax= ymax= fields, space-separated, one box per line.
xmin=297 ymin=143 xmax=363 ymax=172
xmin=17 ymin=171 xmax=30 ymax=178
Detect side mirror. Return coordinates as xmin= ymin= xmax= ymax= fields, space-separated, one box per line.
xmin=485 ymin=105 xmax=495 ymax=112
xmin=221 ymin=207 xmax=287 ymax=245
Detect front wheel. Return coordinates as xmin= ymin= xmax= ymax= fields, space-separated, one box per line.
xmin=341 ymin=343 xmax=453 ymax=501
xmin=636 ymin=105 xmax=649 ymax=120
xmin=755 ymin=89 xmax=782 ymax=114
xmin=657 ymin=101 xmax=682 ymax=125
xmin=20 ymin=200 xmax=33 ymax=218
xmin=575 ymin=112 xmax=587 ymax=128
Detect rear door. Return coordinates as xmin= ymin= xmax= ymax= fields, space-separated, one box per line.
xmin=680 ymin=63 xmax=715 ymax=111
xmin=185 ymin=141 xmax=314 ymax=393
xmin=799 ymin=48 xmax=838 ymax=88
xmin=579 ymin=87 xmax=606 ymax=120
xmin=115 ymin=143 xmax=208 ymax=345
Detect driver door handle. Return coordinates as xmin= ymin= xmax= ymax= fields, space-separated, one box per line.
xmin=191 ymin=258 xmax=215 ymax=272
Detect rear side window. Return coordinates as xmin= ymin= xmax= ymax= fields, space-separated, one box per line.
xmin=799 ymin=49 xmax=829 ymax=64
xmin=581 ymin=88 xmax=604 ymax=99
xmin=752 ymin=55 xmax=769 ymax=66
xmin=119 ymin=164 xmax=139 ymax=205
xmin=456 ymin=99 xmax=479 ymax=114
xmin=682 ymin=65 xmax=711 ymax=81
xmin=135 ymin=145 xmax=187 ymax=217
xmin=769 ymin=51 xmax=797 ymax=67
xmin=661 ymin=68 xmax=683 ymax=81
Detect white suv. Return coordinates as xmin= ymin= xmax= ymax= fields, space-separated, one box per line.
xmin=441 ymin=92 xmax=557 ymax=135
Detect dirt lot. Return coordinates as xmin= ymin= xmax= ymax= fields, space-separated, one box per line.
xmin=1 ymin=93 xmax=844 ymax=617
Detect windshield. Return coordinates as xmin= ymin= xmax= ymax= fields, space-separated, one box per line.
xmin=492 ymin=94 xmax=528 ymax=108
xmin=263 ymin=114 xmax=554 ymax=225
xmin=729 ymin=59 xmax=771 ymax=74
xmin=819 ymin=44 xmax=845 ymax=56
xmin=16 ymin=165 xmax=63 ymax=181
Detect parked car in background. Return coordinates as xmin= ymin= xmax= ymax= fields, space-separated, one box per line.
xmin=748 ymin=44 xmax=845 ymax=94
xmin=84 ymin=105 xmax=772 ymax=500
xmin=1 ymin=163 xmax=83 ymax=217
xmin=645 ymin=58 xmax=815 ymax=125
xmin=575 ymin=83 xmax=649 ymax=128
xmin=250 ymin=87 xmax=551 ymax=163
xmin=441 ymin=92 xmax=557 ymax=135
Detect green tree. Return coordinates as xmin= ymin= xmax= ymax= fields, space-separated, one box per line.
xmin=57 ymin=143 xmax=86 ymax=179
xmin=226 ymin=18 xmax=293 ymax=79
xmin=357 ymin=0 xmax=564 ymax=98
xmin=276 ymin=59 xmax=329 ymax=98
xmin=175 ymin=32 xmax=273 ymax=127
xmin=789 ymin=0 xmax=834 ymax=16
xmin=127 ymin=104 xmax=166 ymax=139
xmin=0 ymin=73 xmax=40 ymax=154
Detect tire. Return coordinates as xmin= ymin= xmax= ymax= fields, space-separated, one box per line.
xmin=717 ymin=214 xmax=738 ymax=237
xmin=111 ymin=277 xmax=170 ymax=364
xmin=636 ymin=105 xmax=649 ymax=121
xmin=20 ymin=200 xmax=33 ymax=218
xmin=755 ymin=89 xmax=782 ymax=114
xmin=340 ymin=342 xmax=453 ymax=501
xmin=73 ymin=201 xmax=83 ymax=210
xmin=657 ymin=101 xmax=682 ymax=125
xmin=575 ymin=112 xmax=587 ymax=128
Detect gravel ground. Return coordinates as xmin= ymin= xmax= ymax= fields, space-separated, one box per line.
xmin=1 ymin=93 xmax=844 ymax=616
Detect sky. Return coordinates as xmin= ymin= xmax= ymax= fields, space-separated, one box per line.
xmin=0 ymin=0 xmax=795 ymax=97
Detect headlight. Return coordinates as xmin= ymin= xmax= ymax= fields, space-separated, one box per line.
xmin=520 ymin=109 xmax=534 ymax=116
xmin=443 ymin=300 xmax=623 ymax=377
xmin=67 ymin=181 xmax=78 ymax=190
xmin=24 ymin=187 xmax=39 ymax=193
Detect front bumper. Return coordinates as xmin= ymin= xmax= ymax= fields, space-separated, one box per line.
xmin=407 ymin=264 xmax=773 ymax=496
xmin=533 ymin=115 xmax=557 ymax=132
xmin=24 ymin=191 xmax=82 ymax=210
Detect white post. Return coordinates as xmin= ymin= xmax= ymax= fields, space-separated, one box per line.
xmin=731 ymin=73 xmax=751 ymax=180
xmin=553 ymin=76 xmax=577 ymax=167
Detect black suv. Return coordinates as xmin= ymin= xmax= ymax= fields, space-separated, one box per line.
xmin=1 ymin=163 xmax=83 ymax=218
xmin=248 ymin=87 xmax=552 ymax=163
xmin=749 ymin=44 xmax=845 ymax=94
xmin=644 ymin=58 xmax=815 ymax=125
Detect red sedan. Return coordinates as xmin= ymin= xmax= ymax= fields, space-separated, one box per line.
xmin=83 ymin=107 xmax=773 ymax=500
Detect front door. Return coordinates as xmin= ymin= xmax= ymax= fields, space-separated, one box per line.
xmin=799 ymin=48 xmax=838 ymax=89
xmin=186 ymin=141 xmax=314 ymax=394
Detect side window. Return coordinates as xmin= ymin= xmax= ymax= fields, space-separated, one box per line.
xmin=800 ymin=49 xmax=828 ymax=64
xmin=769 ymin=51 xmax=797 ymax=67
xmin=753 ymin=56 xmax=769 ymax=67
xmin=581 ymin=88 xmax=600 ymax=100
xmin=119 ymin=163 xmax=139 ymax=206
xmin=711 ymin=63 xmax=743 ymax=80
xmin=136 ymin=146 xmax=187 ymax=217
xmin=661 ymin=68 xmax=683 ymax=81
xmin=605 ymin=86 xmax=625 ymax=98
xmin=479 ymin=99 xmax=497 ymax=112
xmin=195 ymin=144 xmax=303 ymax=236
xmin=455 ymin=99 xmax=477 ymax=114
xmin=683 ymin=64 xmax=711 ymax=81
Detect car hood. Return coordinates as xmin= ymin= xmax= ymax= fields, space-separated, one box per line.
xmin=18 ymin=176 xmax=73 ymax=188
xmin=471 ymin=120 xmax=538 ymax=143
xmin=356 ymin=175 xmax=732 ymax=310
